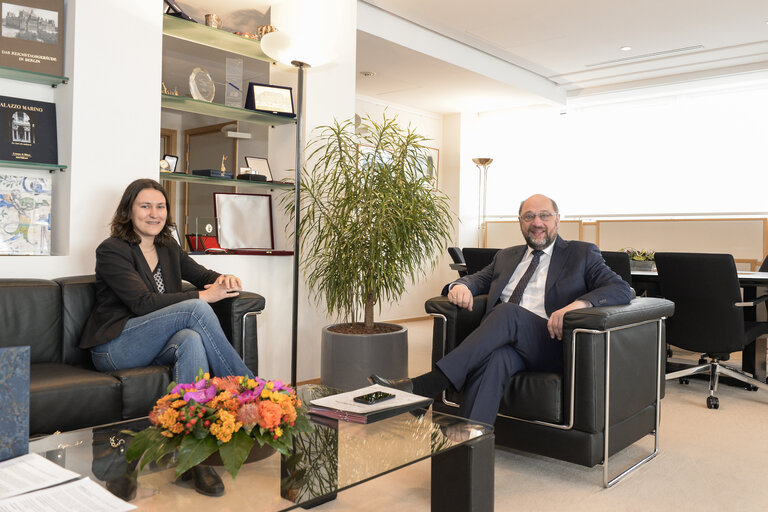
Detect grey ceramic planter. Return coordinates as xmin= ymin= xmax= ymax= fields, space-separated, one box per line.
xmin=321 ymin=323 xmax=408 ymax=391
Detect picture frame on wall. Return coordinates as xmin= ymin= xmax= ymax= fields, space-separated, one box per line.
xmin=0 ymin=0 xmax=65 ymax=76
xmin=244 ymin=83 xmax=295 ymax=118
xmin=244 ymin=156 xmax=272 ymax=181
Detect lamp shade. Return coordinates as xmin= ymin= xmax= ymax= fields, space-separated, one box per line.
xmin=262 ymin=0 xmax=336 ymax=66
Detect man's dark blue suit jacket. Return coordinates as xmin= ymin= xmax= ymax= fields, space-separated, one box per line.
xmin=444 ymin=236 xmax=632 ymax=319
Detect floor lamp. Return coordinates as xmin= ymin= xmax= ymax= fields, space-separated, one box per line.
xmin=262 ymin=12 xmax=333 ymax=387
xmin=472 ymin=158 xmax=493 ymax=247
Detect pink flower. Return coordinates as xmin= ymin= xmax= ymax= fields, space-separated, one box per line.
xmin=172 ymin=380 xmax=216 ymax=404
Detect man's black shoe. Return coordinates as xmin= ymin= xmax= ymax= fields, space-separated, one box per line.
xmin=182 ymin=466 xmax=225 ymax=497
xmin=368 ymin=374 xmax=414 ymax=393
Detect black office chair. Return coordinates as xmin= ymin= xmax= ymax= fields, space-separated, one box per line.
xmin=447 ymin=247 xmax=467 ymax=277
xmin=601 ymin=251 xmax=632 ymax=286
xmin=655 ymin=252 xmax=768 ymax=409
xmin=461 ymin=247 xmax=500 ymax=275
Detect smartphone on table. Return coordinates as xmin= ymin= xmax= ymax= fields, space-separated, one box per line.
xmin=353 ymin=391 xmax=396 ymax=405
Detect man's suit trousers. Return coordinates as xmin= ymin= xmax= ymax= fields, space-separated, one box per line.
xmin=436 ymin=303 xmax=563 ymax=424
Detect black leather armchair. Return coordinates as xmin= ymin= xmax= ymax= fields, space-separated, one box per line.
xmin=0 ymin=275 xmax=265 ymax=436
xmin=425 ymin=294 xmax=674 ymax=486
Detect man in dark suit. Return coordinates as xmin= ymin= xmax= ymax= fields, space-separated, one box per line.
xmin=371 ymin=194 xmax=632 ymax=424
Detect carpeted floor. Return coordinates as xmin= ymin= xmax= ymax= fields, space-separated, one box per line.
xmin=312 ymin=318 xmax=768 ymax=512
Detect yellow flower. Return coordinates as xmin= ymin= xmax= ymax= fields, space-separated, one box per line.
xmin=273 ymin=427 xmax=283 ymax=438
xmin=246 ymin=378 xmax=257 ymax=389
xmin=266 ymin=381 xmax=274 ymax=390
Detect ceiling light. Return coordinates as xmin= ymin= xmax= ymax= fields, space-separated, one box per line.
xmin=359 ymin=71 xmax=376 ymax=78
xmin=620 ymin=46 xmax=632 ymax=51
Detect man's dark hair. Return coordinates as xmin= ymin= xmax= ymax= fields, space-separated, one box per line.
xmin=110 ymin=178 xmax=176 ymax=246
xmin=518 ymin=196 xmax=559 ymax=215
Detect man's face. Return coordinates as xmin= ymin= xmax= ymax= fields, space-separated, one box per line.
xmin=519 ymin=196 xmax=560 ymax=250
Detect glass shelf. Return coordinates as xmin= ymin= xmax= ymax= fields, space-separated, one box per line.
xmin=0 ymin=65 xmax=68 ymax=86
xmin=163 ymin=14 xmax=271 ymax=62
xmin=160 ymin=171 xmax=294 ymax=190
xmin=161 ymin=94 xmax=295 ymax=126
xmin=0 ymin=160 xmax=67 ymax=172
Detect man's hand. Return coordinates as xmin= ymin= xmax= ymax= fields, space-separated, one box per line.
xmin=447 ymin=283 xmax=474 ymax=311
xmin=547 ymin=300 xmax=591 ymax=340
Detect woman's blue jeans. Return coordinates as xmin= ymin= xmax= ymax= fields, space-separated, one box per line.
xmin=91 ymin=299 xmax=254 ymax=383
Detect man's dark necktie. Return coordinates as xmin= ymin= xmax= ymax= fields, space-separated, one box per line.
xmin=508 ymin=250 xmax=543 ymax=304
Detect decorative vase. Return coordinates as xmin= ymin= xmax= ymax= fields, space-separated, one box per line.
xmin=629 ymin=260 xmax=655 ymax=271
xmin=199 ymin=442 xmax=276 ymax=467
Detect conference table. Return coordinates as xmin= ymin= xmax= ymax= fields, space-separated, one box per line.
xmin=631 ymin=269 xmax=768 ymax=382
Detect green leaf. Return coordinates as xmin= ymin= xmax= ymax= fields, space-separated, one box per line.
xmin=175 ymin=435 xmax=219 ymax=477
xmin=217 ymin=429 xmax=254 ymax=479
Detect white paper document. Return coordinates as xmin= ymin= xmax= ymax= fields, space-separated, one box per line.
xmin=310 ymin=384 xmax=429 ymax=414
xmin=0 ymin=452 xmax=80 ymax=499
xmin=0 ymin=477 xmax=136 ymax=512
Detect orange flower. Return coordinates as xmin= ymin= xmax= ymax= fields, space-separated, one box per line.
xmin=281 ymin=401 xmax=297 ymax=424
xmin=257 ymin=400 xmax=283 ymax=429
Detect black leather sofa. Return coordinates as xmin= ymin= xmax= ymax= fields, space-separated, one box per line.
xmin=0 ymin=275 xmax=265 ymax=437
xmin=425 ymin=294 xmax=674 ymax=485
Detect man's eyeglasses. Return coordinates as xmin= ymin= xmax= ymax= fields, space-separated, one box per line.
xmin=520 ymin=212 xmax=556 ymax=223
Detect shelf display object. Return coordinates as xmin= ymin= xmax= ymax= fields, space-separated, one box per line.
xmin=159 ymin=13 xmax=298 ymax=254
xmin=0 ymin=0 xmax=64 ymax=76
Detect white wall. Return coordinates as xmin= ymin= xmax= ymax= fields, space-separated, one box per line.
xmin=0 ymin=0 xmax=163 ymax=277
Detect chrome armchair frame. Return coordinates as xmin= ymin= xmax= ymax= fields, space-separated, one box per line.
xmin=429 ymin=312 xmax=666 ymax=488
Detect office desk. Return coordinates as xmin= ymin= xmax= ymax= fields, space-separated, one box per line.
xmin=631 ymin=270 xmax=768 ymax=383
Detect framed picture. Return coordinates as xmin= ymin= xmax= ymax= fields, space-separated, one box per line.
xmin=163 ymin=154 xmax=179 ymax=173
xmin=244 ymin=83 xmax=295 ymax=117
xmin=0 ymin=0 xmax=64 ymax=76
xmin=244 ymin=156 xmax=272 ymax=181
xmin=424 ymin=146 xmax=439 ymax=189
xmin=213 ymin=193 xmax=274 ymax=251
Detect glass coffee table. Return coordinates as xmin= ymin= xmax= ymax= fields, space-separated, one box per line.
xmin=28 ymin=385 xmax=494 ymax=511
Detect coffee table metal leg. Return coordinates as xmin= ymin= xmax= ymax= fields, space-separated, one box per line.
xmin=431 ymin=434 xmax=495 ymax=512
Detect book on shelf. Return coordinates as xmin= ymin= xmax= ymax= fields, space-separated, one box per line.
xmin=308 ymin=384 xmax=433 ymax=424
xmin=0 ymin=95 xmax=57 ymax=164
xmin=192 ymin=169 xmax=233 ymax=178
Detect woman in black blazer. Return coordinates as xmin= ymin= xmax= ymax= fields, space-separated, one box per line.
xmin=82 ymin=178 xmax=253 ymax=496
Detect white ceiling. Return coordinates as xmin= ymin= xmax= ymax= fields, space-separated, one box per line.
xmin=357 ymin=0 xmax=768 ymax=113
xmin=173 ymin=0 xmax=768 ymax=114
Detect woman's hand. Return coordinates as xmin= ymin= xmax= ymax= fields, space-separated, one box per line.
xmin=199 ymin=274 xmax=242 ymax=303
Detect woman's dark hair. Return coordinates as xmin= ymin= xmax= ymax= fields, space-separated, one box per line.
xmin=110 ymin=179 xmax=176 ymax=246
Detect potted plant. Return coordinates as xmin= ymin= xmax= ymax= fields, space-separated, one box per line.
xmin=622 ymin=247 xmax=656 ymax=271
xmin=285 ymin=114 xmax=453 ymax=390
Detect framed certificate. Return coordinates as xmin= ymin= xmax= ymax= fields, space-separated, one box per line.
xmin=244 ymin=83 xmax=295 ymax=117
xmin=244 ymin=156 xmax=272 ymax=181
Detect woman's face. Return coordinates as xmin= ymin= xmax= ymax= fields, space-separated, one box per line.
xmin=131 ymin=188 xmax=167 ymax=241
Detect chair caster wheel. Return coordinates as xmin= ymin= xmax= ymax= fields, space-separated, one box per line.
xmin=707 ymin=396 xmax=719 ymax=409
xmin=748 ymin=385 xmax=758 ymax=392
xmin=698 ymin=358 xmax=707 ymax=365
xmin=679 ymin=378 xmax=690 ymax=385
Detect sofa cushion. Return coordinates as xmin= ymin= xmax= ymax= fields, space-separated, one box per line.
xmin=30 ymin=363 xmax=122 ymax=435
xmin=55 ymin=276 xmax=97 ymax=368
xmin=107 ymin=365 xmax=172 ymax=419
xmin=0 ymin=279 xmax=61 ymax=364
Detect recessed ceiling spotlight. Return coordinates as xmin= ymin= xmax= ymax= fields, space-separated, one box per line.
xmin=620 ymin=46 xmax=633 ymax=51
xmin=359 ymin=71 xmax=376 ymax=78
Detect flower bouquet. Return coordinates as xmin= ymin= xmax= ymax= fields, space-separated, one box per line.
xmin=125 ymin=372 xmax=312 ymax=479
